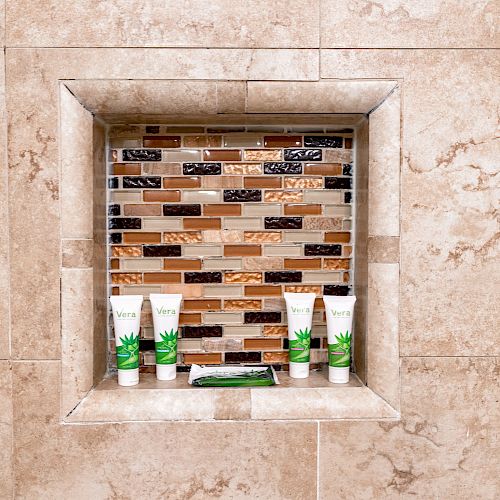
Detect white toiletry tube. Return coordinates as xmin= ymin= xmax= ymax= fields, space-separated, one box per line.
xmin=150 ymin=294 xmax=182 ymax=380
xmin=109 ymin=295 xmax=143 ymax=386
xmin=284 ymin=292 xmax=316 ymax=379
xmin=323 ymin=295 xmax=356 ymax=383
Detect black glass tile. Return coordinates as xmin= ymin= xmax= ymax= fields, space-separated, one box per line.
xmin=182 ymin=326 xmax=223 ymax=338
xmin=184 ymin=272 xmax=222 ymax=284
xmin=271 ymin=364 xmax=283 ymax=371
xmin=145 ymin=125 xmax=160 ymax=134
xmin=206 ymin=127 xmax=245 ymax=133
xmin=108 ymin=218 xmax=141 ymax=230
xmin=263 ymin=162 xmax=302 ymax=174
xmin=108 ymin=177 xmax=119 ymax=189
xmin=324 ymin=285 xmax=350 ymax=296
xmin=284 ymin=149 xmax=322 ymax=161
xmin=225 ymin=352 xmax=262 ymax=364
xmin=183 ymin=163 xmax=222 ymax=175
xmin=284 ymin=338 xmax=321 ymax=349
xmin=123 ymin=176 xmax=161 ymax=189
xmin=264 ymin=217 xmax=302 ymax=230
xmin=264 ymin=271 xmax=302 ymax=283
xmin=176 ymin=366 xmax=191 ymax=372
xmin=139 ymin=339 xmax=155 ymax=351
xmin=304 ymin=136 xmax=343 ymax=148
xmin=108 ymin=204 xmax=120 ymax=216
xmin=342 ymin=163 xmax=353 ymax=176
xmin=244 ymin=312 xmax=281 ymax=323
xmin=304 ymin=244 xmax=342 ymax=256
xmin=325 ymin=177 xmax=352 ymax=190
xmin=344 ymin=192 xmax=352 ymax=204
xmin=163 ymin=204 xmax=201 ymax=216
xmin=109 ymin=233 xmax=122 ymax=244
xmin=223 ymin=189 xmax=261 ymax=202
xmin=143 ymin=245 xmax=181 ymax=257
xmin=122 ymin=149 xmax=161 ymax=161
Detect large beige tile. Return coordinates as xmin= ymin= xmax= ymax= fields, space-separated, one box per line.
xmin=7 ymin=0 xmax=319 ymax=48
xmin=12 ymin=361 xmax=317 ymax=498
xmin=0 ymin=361 xmax=13 ymax=500
xmin=320 ymin=0 xmax=499 ymax=48
xmin=322 ymin=49 xmax=500 ymax=356
xmin=319 ymin=357 xmax=500 ymax=499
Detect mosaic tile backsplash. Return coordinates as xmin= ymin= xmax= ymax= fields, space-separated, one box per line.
xmin=108 ymin=125 xmax=354 ymax=372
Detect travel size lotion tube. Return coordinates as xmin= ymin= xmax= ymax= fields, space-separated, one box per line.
xmin=150 ymin=294 xmax=182 ymax=380
xmin=109 ymin=295 xmax=143 ymax=386
xmin=323 ymin=295 xmax=356 ymax=383
xmin=284 ymin=292 xmax=316 ymax=379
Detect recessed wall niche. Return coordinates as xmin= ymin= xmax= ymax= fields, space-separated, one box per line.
xmin=59 ymin=79 xmax=401 ymax=422
xmin=107 ymin=125 xmax=355 ymax=373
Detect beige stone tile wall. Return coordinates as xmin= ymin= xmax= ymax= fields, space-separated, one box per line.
xmin=2 ymin=2 xmax=498 ymax=498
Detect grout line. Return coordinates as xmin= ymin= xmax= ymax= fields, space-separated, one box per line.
xmin=3 ymin=46 xmax=499 ymax=50
xmin=316 ymin=420 xmax=320 ymax=500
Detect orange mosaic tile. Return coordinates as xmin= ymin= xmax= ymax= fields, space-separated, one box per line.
xmin=113 ymin=163 xmax=141 ymax=175
xmin=111 ymin=273 xmax=142 ymax=285
xmin=183 ymin=218 xmax=221 ymax=230
xmin=203 ymin=204 xmax=242 ymax=216
xmin=183 ymin=299 xmax=222 ymax=311
xmin=263 ymin=326 xmax=288 ymax=337
xmin=244 ymin=232 xmax=282 ymax=243
xmin=183 ymin=353 xmax=222 ymax=365
xmin=245 ymin=285 xmax=281 ymax=296
xmin=223 ymin=163 xmax=262 ymax=175
xmin=304 ymin=163 xmax=342 ymax=176
xmin=179 ymin=313 xmax=202 ymax=324
xmin=263 ymin=136 xmax=302 ymax=148
xmin=284 ymin=258 xmax=321 ymax=269
xmin=224 ymin=299 xmax=262 ymax=310
xmin=163 ymin=231 xmax=202 ymax=243
xmin=244 ymin=176 xmax=282 ymax=189
xmin=244 ymin=149 xmax=282 ymax=161
xmin=284 ymin=177 xmax=323 ymax=189
xmin=143 ymin=190 xmax=181 ymax=202
xmin=143 ymin=273 xmax=181 ymax=284
xmin=183 ymin=135 xmax=222 ymax=148
xmin=225 ymin=272 xmax=262 ymax=283
xmin=324 ymin=232 xmax=351 ymax=243
xmin=284 ymin=204 xmax=322 ymax=215
xmin=284 ymin=285 xmax=322 ymax=294
xmin=244 ymin=338 xmax=282 ymax=350
xmin=203 ymin=149 xmax=241 ymax=161
xmin=323 ymin=259 xmax=351 ymax=270
xmin=110 ymin=258 xmax=120 ymax=270
xmin=263 ymin=351 xmax=289 ymax=363
xmin=163 ymin=177 xmax=201 ymax=189
xmin=143 ymin=136 xmax=181 ymax=148
xmin=111 ymin=245 xmax=142 ymax=257
xmin=264 ymin=190 xmax=303 ymax=203
xmin=123 ymin=204 xmax=162 ymax=216
xmin=224 ymin=245 xmax=262 ymax=257
xmin=123 ymin=232 xmax=161 ymax=244
xmin=163 ymin=259 xmax=202 ymax=270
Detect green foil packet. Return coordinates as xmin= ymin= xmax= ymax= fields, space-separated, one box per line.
xmin=188 ymin=364 xmax=279 ymax=387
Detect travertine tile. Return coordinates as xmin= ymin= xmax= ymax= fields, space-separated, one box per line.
xmin=368 ymin=236 xmax=400 ymax=263
xmin=61 ymin=239 xmax=93 ymax=268
xmin=320 ymin=1 xmax=499 ymax=48
xmin=0 ymin=361 xmax=12 ymax=498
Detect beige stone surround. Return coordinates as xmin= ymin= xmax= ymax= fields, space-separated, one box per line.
xmin=1 ymin=3 xmax=498 ymax=498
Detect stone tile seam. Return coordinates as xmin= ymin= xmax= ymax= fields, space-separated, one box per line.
xmin=3 ymin=46 xmax=500 ymax=50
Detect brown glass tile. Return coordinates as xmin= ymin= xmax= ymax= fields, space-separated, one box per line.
xmin=314 ymin=298 xmax=324 ymax=308
xmin=263 ymin=326 xmax=288 ymax=337
xmin=225 ymin=272 xmax=262 ymax=283
xmin=163 ymin=231 xmax=202 ymax=243
xmin=113 ymin=163 xmax=141 ymax=175
xmin=163 ymin=177 xmax=201 ymax=189
xmin=123 ymin=204 xmax=162 ymax=216
xmin=183 ymin=218 xmax=221 ymax=230
xmin=324 ymin=232 xmax=351 ymax=243
xmin=143 ymin=273 xmax=181 ymax=284
xmin=123 ymin=232 xmax=161 ymax=244
xmin=111 ymin=287 xmax=120 ymax=295
xmin=284 ymin=285 xmax=322 ymax=294
xmin=143 ymin=136 xmax=181 ymax=148
xmin=323 ymin=258 xmax=350 ymax=270
xmin=224 ymin=299 xmax=262 ymax=310
xmin=264 ymin=190 xmax=303 ymax=203
xmin=244 ymin=176 xmax=282 ymax=189
xmin=183 ymin=353 xmax=222 ymax=365
xmin=344 ymin=137 xmax=353 ymax=149
xmin=110 ymin=258 xmax=120 ymax=270
xmin=203 ymin=204 xmax=241 ymax=216
xmin=183 ymin=135 xmax=222 ymax=148
xmin=343 ymin=245 xmax=353 ymax=257
xmin=203 ymin=149 xmax=241 ymax=161
xmin=284 ymin=204 xmax=322 ymax=215
xmin=224 ymin=245 xmax=261 ymax=257
xmin=263 ymin=352 xmax=289 ymax=363
xmin=343 ymin=272 xmax=350 ymax=283
xmin=304 ymin=163 xmax=342 ymax=176
xmin=179 ymin=313 xmax=202 ymax=325
xmin=143 ymin=190 xmax=181 ymax=202
xmin=111 ymin=245 xmax=142 ymax=257
xmin=244 ymin=338 xmax=282 ymax=350
xmin=244 ymin=232 xmax=281 ymax=243
xmin=284 ymin=258 xmax=321 ymax=270
xmin=163 ymin=259 xmax=202 ymax=270
xmin=111 ymin=273 xmax=142 ymax=285
xmin=245 ymin=285 xmax=281 ymax=296
xmin=183 ymin=299 xmax=221 ymax=311
xmin=263 ymin=136 xmax=302 ymax=148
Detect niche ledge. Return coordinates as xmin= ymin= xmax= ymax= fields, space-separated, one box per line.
xmin=65 ymin=371 xmax=399 ymax=423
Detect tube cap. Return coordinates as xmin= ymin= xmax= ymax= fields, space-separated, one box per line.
xmin=289 ymin=362 xmax=310 ymax=379
xmin=118 ymin=368 xmax=139 ymax=386
xmin=329 ymin=366 xmax=350 ymax=384
xmin=156 ymin=364 xmax=177 ymax=381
